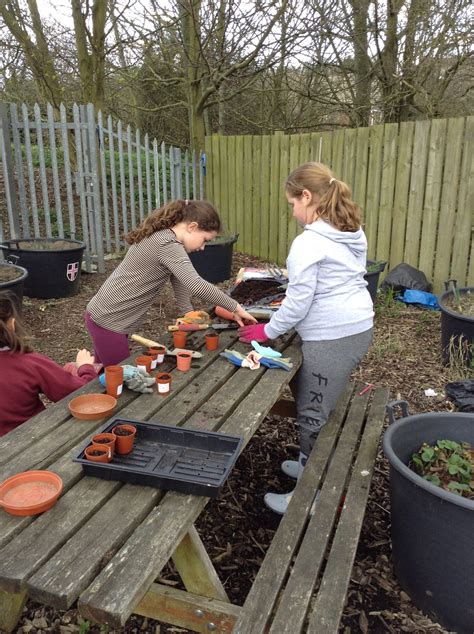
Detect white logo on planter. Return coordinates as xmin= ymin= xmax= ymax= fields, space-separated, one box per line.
xmin=67 ymin=262 xmax=79 ymax=282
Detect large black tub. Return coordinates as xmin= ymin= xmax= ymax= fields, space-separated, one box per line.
xmin=0 ymin=239 xmax=85 ymax=299
xmin=383 ymin=402 xmax=474 ymax=633
xmin=438 ymin=282 xmax=473 ymax=366
xmin=189 ymin=234 xmax=238 ymax=283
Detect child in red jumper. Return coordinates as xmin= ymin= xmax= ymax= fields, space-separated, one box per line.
xmin=0 ymin=291 xmax=98 ymax=436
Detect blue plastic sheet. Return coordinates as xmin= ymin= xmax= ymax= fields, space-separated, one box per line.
xmin=396 ymin=289 xmax=440 ymax=310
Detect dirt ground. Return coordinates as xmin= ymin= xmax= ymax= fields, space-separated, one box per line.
xmin=9 ymin=251 xmax=469 ymax=634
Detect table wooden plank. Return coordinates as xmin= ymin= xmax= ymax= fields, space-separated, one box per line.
xmin=268 ymin=387 xmax=372 ymax=632
xmin=27 ymin=483 xmax=163 ymax=609
xmin=307 ymin=387 xmax=389 ymax=633
xmin=77 ymin=337 xmax=302 ymax=627
xmin=231 ymin=382 xmax=355 ymax=634
xmin=0 ymin=477 xmax=122 ymax=593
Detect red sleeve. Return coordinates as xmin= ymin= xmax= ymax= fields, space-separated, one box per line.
xmin=31 ymin=354 xmax=98 ymax=403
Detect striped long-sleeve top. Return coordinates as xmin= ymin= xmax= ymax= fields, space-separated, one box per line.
xmin=87 ymin=229 xmax=238 ymax=333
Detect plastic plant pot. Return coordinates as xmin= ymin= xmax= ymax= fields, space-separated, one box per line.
xmin=176 ymin=351 xmax=193 ymax=372
xmin=205 ymin=332 xmax=219 ymax=351
xmin=156 ymin=372 xmax=172 ymax=396
xmin=173 ymin=330 xmax=187 ymax=348
xmin=91 ymin=432 xmax=116 ymax=458
xmin=135 ymin=355 xmax=153 ymax=374
xmin=105 ymin=365 xmax=124 ymax=397
xmin=112 ymin=424 xmax=137 ymax=455
xmin=85 ymin=444 xmax=112 ymax=463
xmin=148 ymin=345 xmax=166 ymax=367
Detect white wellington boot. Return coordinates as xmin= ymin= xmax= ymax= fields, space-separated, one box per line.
xmin=281 ymin=452 xmax=308 ymax=480
xmin=264 ymin=490 xmax=294 ymax=515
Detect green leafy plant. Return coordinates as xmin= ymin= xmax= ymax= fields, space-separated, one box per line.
xmin=410 ymin=439 xmax=474 ymax=500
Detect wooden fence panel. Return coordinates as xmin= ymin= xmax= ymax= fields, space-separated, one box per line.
xmin=365 ymin=124 xmax=384 ymax=260
xmin=432 ymin=118 xmax=465 ymax=291
xmin=418 ymin=119 xmax=447 ymax=280
xmin=268 ymin=134 xmax=282 ymax=263
xmin=376 ymin=123 xmax=398 ymax=264
xmin=353 ymin=126 xmax=370 ymax=218
xmin=242 ymin=135 xmax=253 ymax=254
xmin=260 ymin=134 xmax=271 ymax=262
xmin=404 ymin=120 xmax=431 ymax=266
xmin=278 ymin=134 xmax=290 ymax=264
xmin=251 ymin=135 xmax=262 ymax=256
xmin=234 ymin=135 xmax=244 ymax=253
xmin=451 ymin=115 xmax=473 ymax=285
xmin=389 ymin=121 xmax=414 ymax=272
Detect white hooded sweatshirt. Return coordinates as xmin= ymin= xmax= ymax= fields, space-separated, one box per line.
xmin=265 ymin=219 xmax=374 ymax=341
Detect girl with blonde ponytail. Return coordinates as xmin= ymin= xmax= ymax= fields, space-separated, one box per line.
xmin=239 ymin=163 xmax=374 ymax=514
xmin=86 ymin=199 xmax=256 ymax=365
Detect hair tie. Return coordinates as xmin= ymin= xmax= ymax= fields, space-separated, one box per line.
xmin=329 ymin=178 xmax=335 ymax=185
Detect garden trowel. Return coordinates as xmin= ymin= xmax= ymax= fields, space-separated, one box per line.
xmin=131 ymin=334 xmax=203 ymax=358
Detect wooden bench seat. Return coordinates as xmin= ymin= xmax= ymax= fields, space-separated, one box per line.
xmin=233 ymin=383 xmax=389 ymax=634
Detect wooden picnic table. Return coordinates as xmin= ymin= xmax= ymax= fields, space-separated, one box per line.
xmin=0 ymin=328 xmax=301 ymax=633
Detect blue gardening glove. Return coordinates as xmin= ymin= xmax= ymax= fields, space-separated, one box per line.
xmin=238 ymin=323 xmax=269 ymax=343
xmin=99 ymin=365 xmax=142 ymax=387
xmin=260 ymin=356 xmax=293 ymax=371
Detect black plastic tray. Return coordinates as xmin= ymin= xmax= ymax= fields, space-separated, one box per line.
xmin=73 ymin=419 xmax=243 ymax=497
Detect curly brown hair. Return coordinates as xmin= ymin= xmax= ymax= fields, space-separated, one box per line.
xmin=285 ymin=162 xmax=362 ymax=232
xmin=0 ymin=291 xmax=31 ymax=353
xmin=126 ymin=199 xmax=221 ymax=245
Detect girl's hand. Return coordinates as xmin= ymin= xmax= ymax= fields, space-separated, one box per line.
xmin=233 ymin=305 xmax=257 ymax=326
xmin=75 ymin=349 xmax=95 ymax=368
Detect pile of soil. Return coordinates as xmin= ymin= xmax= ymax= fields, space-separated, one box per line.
xmin=230 ymin=278 xmax=284 ymax=304
xmin=0 ymin=263 xmax=23 ymax=282
xmin=12 ymin=252 xmax=468 ymax=634
xmin=10 ymin=240 xmax=83 ymax=251
xmin=444 ymin=290 xmax=474 ymax=317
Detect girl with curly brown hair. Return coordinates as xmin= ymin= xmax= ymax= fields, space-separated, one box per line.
xmin=86 ymin=199 xmax=255 ymax=365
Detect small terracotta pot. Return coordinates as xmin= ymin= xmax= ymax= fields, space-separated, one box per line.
xmin=176 ymin=351 xmax=192 ymax=372
xmin=156 ymin=372 xmax=172 ymax=395
xmin=112 ymin=424 xmax=137 ymax=455
xmin=147 ymin=346 xmax=166 ymax=369
xmin=205 ymin=332 xmax=219 ymax=351
xmin=91 ymin=432 xmax=116 ymax=457
xmin=85 ymin=444 xmax=112 ymax=463
xmin=173 ymin=330 xmax=187 ymax=348
xmin=105 ymin=365 xmax=124 ymax=398
xmin=136 ymin=355 xmax=153 ymax=374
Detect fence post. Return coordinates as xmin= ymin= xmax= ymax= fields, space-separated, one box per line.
xmin=0 ymin=102 xmax=20 ymax=238
xmin=86 ymin=103 xmax=105 ymax=273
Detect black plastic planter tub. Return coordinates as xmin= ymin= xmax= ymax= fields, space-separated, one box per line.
xmin=364 ymin=260 xmax=386 ymax=304
xmin=0 ymin=262 xmax=28 ymax=306
xmin=0 ymin=238 xmax=85 ymax=299
xmin=189 ymin=234 xmax=238 ymax=283
xmin=74 ymin=419 xmax=244 ymax=497
xmin=383 ymin=403 xmax=474 ymax=633
xmin=438 ymin=286 xmax=473 ymax=366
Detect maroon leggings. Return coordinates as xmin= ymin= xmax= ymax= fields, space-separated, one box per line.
xmin=84 ymin=311 xmax=130 ymax=366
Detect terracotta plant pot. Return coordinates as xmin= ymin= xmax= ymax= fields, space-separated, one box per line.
xmin=205 ymin=332 xmax=219 ymax=351
xmin=176 ymin=351 xmax=193 ymax=372
xmin=85 ymin=444 xmax=112 ymax=463
xmin=173 ymin=330 xmax=187 ymax=348
xmin=135 ymin=355 xmax=153 ymax=374
xmin=112 ymin=424 xmax=137 ymax=455
xmin=105 ymin=365 xmax=124 ymax=397
xmin=147 ymin=346 xmax=166 ymax=369
xmin=91 ymin=432 xmax=116 ymax=458
xmin=156 ymin=372 xmax=172 ymax=396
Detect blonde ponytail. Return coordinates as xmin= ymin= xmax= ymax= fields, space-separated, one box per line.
xmin=286 ymin=162 xmax=362 ymax=232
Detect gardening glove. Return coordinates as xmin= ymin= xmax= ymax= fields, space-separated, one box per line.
xmin=238 ymin=323 xmax=269 ymax=343
xmin=125 ymin=371 xmax=156 ymax=394
xmin=259 ymin=356 xmax=293 ymax=371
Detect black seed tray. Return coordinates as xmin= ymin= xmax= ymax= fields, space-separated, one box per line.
xmin=73 ymin=418 xmax=244 ymax=498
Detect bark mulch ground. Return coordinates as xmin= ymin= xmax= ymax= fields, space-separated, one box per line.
xmin=10 ymin=252 xmax=470 ymax=634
